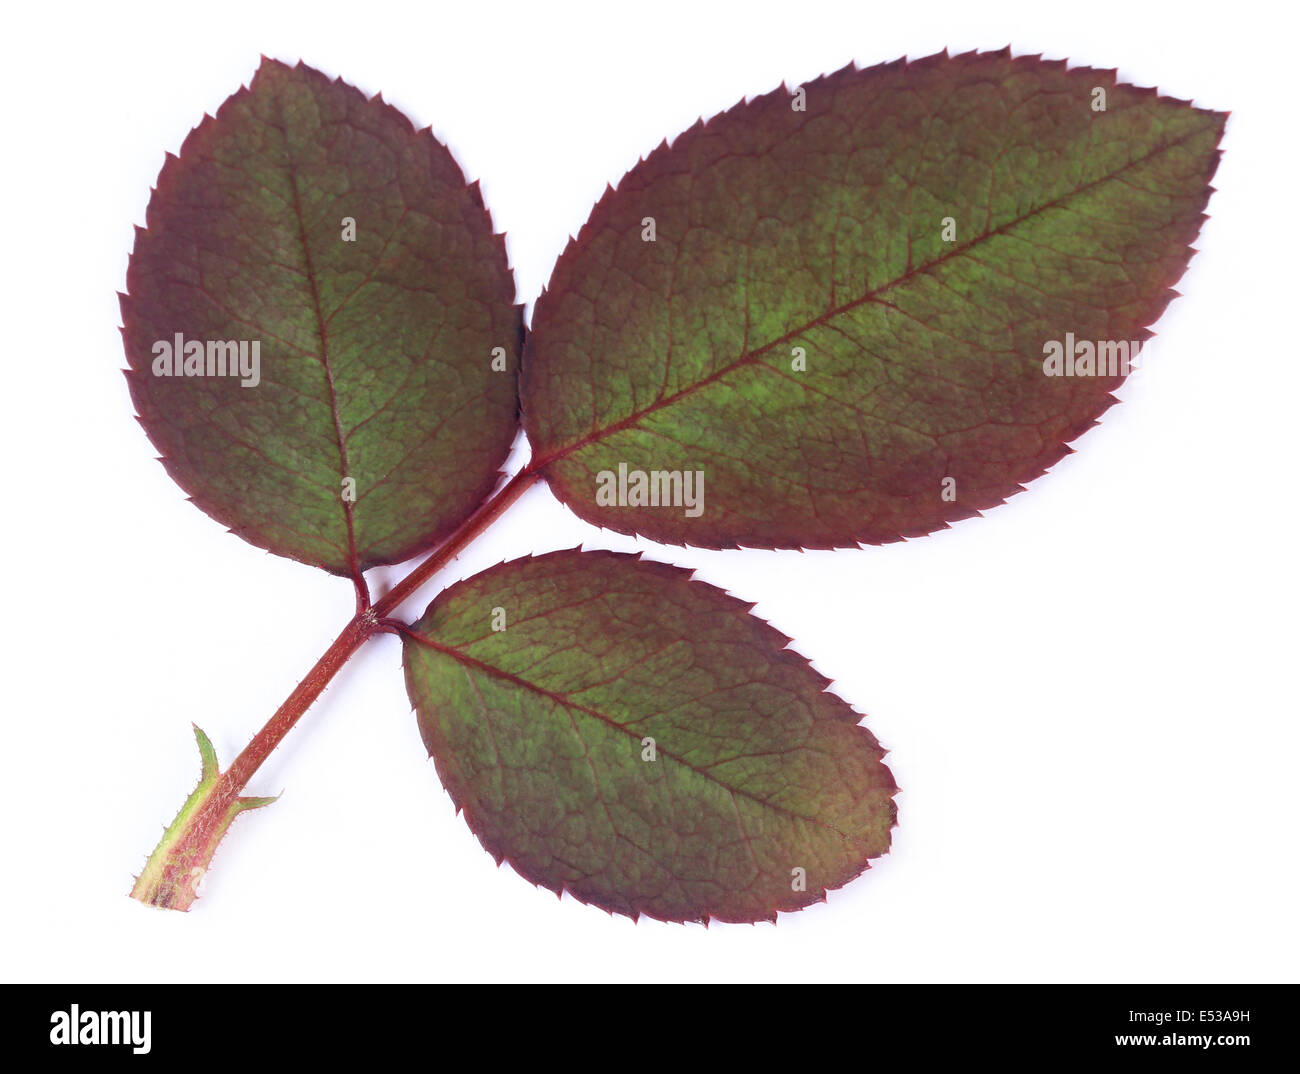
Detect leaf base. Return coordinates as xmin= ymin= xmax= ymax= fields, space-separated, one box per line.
xmin=129 ymin=725 xmax=277 ymax=911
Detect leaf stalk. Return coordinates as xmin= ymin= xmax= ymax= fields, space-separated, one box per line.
xmin=130 ymin=466 xmax=541 ymax=909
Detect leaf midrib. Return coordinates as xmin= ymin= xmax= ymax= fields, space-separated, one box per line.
xmin=273 ymin=98 xmax=363 ymax=578
xmin=532 ymin=123 xmax=1212 ymax=469
xmin=405 ymin=630 xmax=879 ymax=845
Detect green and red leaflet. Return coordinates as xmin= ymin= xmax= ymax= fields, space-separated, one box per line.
xmin=403 ymin=550 xmax=896 ymax=923
xmin=121 ymin=60 xmax=521 ymax=578
xmin=121 ymin=52 xmax=1225 ymax=920
xmin=522 ymin=50 xmax=1225 ymax=548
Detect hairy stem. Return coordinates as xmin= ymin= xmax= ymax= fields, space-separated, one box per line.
xmin=130 ymin=465 xmax=542 ymax=910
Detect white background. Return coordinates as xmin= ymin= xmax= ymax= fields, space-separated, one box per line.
xmin=2 ymin=0 xmax=1296 ymax=983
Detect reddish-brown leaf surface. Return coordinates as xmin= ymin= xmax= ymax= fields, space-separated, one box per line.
xmin=521 ymin=50 xmax=1225 ymax=548
xmin=121 ymin=59 xmax=521 ymax=575
xmin=402 ymin=549 xmax=897 ymax=923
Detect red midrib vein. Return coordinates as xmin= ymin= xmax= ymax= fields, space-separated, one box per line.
xmin=405 ymin=630 xmax=879 ymax=844
xmin=531 ymin=124 xmax=1211 ymax=470
xmin=276 ymin=112 xmax=363 ymax=578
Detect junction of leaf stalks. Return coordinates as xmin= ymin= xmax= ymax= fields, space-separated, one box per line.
xmin=128 ymin=468 xmax=540 ymax=911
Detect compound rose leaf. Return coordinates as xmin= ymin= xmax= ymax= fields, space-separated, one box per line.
xmin=121 ymin=59 xmax=521 ymax=575
xmin=402 ymin=548 xmax=896 ymax=923
xmin=521 ymin=49 xmax=1225 ymax=548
